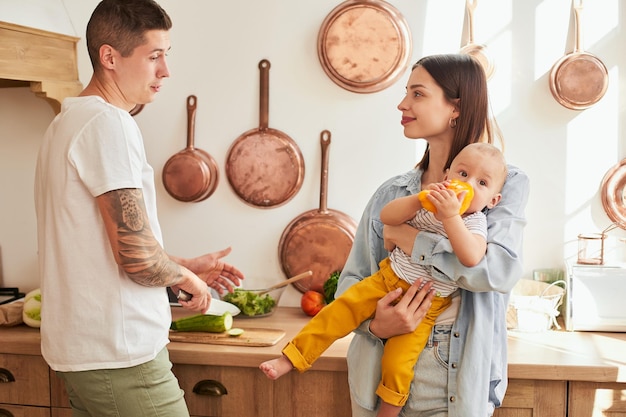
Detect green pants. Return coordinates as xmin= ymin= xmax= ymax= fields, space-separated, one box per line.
xmin=56 ymin=347 xmax=189 ymax=417
xmin=283 ymin=257 xmax=452 ymax=407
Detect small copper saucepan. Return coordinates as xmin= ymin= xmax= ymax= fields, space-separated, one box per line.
xmin=162 ymin=95 xmax=219 ymax=202
xmin=549 ymin=0 xmax=608 ymax=110
xmin=459 ymin=0 xmax=494 ymax=80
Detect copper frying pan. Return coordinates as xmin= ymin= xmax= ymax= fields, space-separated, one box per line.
xmin=600 ymin=158 xmax=626 ymax=229
xmin=225 ymin=60 xmax=305 ymax=208
xmin=278 ymin=130 xmax=357 ymax=293
xmin=162 ymin=95 xmax=219 ymax=202
xmin=317 ymin=0 xmax=412 ymax=94
xmin=549 ymin=0 xmax=608 ymax=110
xmin=460 ymin=0 xmax=494 ymax=80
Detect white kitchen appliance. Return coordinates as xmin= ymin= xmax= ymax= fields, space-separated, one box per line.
xmin=565 ymin=262 xmax=626 ymax=332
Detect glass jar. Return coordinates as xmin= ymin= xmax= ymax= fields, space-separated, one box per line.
xmin=577 ymin=233 xmax=606 ymax=265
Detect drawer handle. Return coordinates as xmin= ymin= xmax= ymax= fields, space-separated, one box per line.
xmin=0 ymin=368 xmax=15 ymax=383
xmin=0 ymin=408 xmax=15 ymax=417
xmin=192 ymin=379 xmax=228 ymax=397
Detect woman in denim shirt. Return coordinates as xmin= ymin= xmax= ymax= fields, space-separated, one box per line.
xmin=337 ymin=54 xmax=529 ymax=417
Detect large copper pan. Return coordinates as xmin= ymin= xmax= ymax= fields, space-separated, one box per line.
xmin=162 ymin=96 xmax=219 ymax=202
xmin=459 ymin=0 xmax=494 ymax=80
xmin=317 ymin=0 xmax=412 ymax=94
xmin=225 ymin=60 xmax=305 ymax=208
xmin=278 ymin=130 xmax=357 ymax=293
xmin=600 ymin=158 xmax=626 ymax=229
xmin=549 ymin=0 xmax=608 ymax=110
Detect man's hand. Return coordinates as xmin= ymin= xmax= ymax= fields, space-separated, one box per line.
xmin=176 ymin=247 xmax=244 ymax=295
xmin=172 ymin=267 xmax=212 ymax=313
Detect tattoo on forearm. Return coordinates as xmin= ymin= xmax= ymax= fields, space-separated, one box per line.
xmin=104 ymin=189 xmax=182 ymax=287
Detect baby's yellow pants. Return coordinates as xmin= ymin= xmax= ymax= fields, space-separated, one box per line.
xmin=282 ymin=257 xmax=452 ymax=407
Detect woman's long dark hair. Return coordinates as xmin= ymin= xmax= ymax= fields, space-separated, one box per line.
xmin=413 ymin=54 xmax=502 ymax=172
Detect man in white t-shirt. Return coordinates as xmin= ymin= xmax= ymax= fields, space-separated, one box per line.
xmin=34 ymin=1 xmax=244 ymax=415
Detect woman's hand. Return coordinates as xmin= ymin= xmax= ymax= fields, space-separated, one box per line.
xmin=383 ymin=223 xmax=419 ymax=253
xmin=369 ymin=278 xmax=435 ymax=340
xmin=173 ymin=247 xmax=245 ymax=295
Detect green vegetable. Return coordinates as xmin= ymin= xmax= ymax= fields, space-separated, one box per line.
xmin=323 ymin=271 xmax=340 ymax=304
xmin=23 ymin=288 xmax=42 ymax=328
xmin=170 ymin=312 xmax=233 ymax=332
xmin=222 ymin=289 xmax=276 ymax=316
xmin=227 ymin=328 xmax=244 ymax=337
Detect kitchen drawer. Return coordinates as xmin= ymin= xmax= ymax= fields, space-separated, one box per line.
xmin=273 ymin=369 xmax=351 ymax=417
xmin=0 ymin=403 xmax=50 ymax=417
xmin=0 ymin=354 xmax=50 ymax=407
xmin=568 ymin=381 xmax=626 ymax=417
xmin=49 ymin=369 xmax=70 ymax=408
xmin=51 ymin=407 xmax=73 ymax=417
xmin=493 ymin=379 xmax=566 ymax=417
xmin=173 ymin=364 xmax=273 ymax=417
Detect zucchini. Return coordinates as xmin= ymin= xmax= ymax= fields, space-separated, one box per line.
xmin=227 ymin=328 xmax=244 ymax=337
xmin=170 ymin=312 xmax=233 ymax=332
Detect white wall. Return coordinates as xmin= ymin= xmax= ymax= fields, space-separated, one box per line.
xmin=0 ymin=0 xmax=624 ymax=307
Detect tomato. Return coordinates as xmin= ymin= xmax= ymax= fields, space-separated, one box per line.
xmin=301 ymin=290 xmax=326 ymax=316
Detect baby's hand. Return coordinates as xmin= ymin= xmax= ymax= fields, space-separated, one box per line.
xmin=417 ymin=180 xmax=473 ymax=215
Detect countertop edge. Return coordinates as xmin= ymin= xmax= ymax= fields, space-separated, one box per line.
xmin=2 ymin=307 xmax=626 ymax=383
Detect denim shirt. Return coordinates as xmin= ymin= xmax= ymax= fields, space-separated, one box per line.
xmin=337 ymin=165 xmax=529 ymax=416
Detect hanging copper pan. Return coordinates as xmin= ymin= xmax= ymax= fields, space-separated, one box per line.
xmin=549 ymin=0 xmax=608 ymax=110
xmin=600 ymin=158 xmax=626 ymax=229
xmin=460 ymin=0 xmax=494 ymax=80
xmin=162 ymin=95 xmax=219 ymax=202
xmin=278 ymin=130 xmax=357 ymax=293
xmin=225 ymin=59 xmax=305 ymax=208
xmin=317 ymin=0 xmax=412 ymax=94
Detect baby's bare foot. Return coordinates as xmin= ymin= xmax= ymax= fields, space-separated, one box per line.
xmin=259 ymin=356 xmax=294 ymax=380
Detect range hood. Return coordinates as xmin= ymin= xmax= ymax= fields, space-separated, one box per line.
xmin=0 ymin=20 xmax=82 ymax=114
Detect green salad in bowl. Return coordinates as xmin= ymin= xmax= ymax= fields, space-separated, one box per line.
xmin=222 ymin=287 xmax=284 ymax=317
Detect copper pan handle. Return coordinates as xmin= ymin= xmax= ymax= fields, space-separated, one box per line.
xmin=259 ymin=59 xmax=270 ymax=131
xmin=465 ymin=0 xmax=477 ymax=45
xmin=319 ymin=130 xmax=331 ymax=214
xmin=573 ymin=0 xmax=584 ymax=53
xmin=186 ymin=95 xmax=197 ymax=150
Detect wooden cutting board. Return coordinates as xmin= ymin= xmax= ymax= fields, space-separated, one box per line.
xmin=169 ymin=328 xmax=286 ymax=347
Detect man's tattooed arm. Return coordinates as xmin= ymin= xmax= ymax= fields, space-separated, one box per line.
xmin=96 ymin=188 xmax=183 ymax=287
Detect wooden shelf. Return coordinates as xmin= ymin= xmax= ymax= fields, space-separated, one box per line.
xmin=0 ymin=21 xmax=83 ymax=113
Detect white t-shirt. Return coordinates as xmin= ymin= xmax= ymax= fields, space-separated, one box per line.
xmin=35 ymin=96 xmax=171 ymax=372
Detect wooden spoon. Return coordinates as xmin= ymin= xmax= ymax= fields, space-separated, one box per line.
xmin=258 ymin=271 xmax=313 ymax=295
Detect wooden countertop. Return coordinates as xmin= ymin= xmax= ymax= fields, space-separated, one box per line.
xmin=168 ymin=306 xmax=353 ymax=372
xmin=2 ymin=307 xmax=626 ymax=383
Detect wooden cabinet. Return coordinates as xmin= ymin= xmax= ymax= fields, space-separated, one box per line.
xmin=2 ymin=310 xmax=626 ymax=417
xmin=174 ymin=364 xmax=273 ymax=417
xmin=0 ymin=404 xmax=50 ymax=417
xmin=273 ymin=369 xmax=351 ymax=417
xmin=494 ymin=379 xmax=567 ymax=417
xmin=568 ymin=381 xmax=626 ymax=417
xmin=0 ymin=21 xmax=83 ymax=114
xmin=50 ymin=368 xmax=71 ymax=416
xmin=0 ymin=353 xmax=50 ymax=416
xmin=173 ymin=363 xmax=351 ymax=417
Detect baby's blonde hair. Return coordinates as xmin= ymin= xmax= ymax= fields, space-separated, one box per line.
xmin=463 ymin=142 xmax=508 ymax=189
